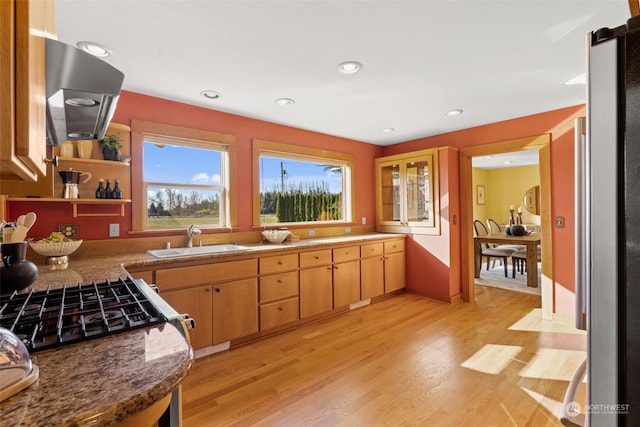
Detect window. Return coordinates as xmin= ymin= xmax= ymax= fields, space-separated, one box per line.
xmin=252 ymin=139 xmax=354 ymax=226
xmin=131 ymin=120 xmax=237 ymax=232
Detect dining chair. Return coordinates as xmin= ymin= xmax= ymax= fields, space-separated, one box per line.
xmin=487 ymin=217 xmax=526 ymax=252
xmin=473 ymin=220 xmax=515 ymax=277
xmin=511 ymin=245 xmax=542 ymax=278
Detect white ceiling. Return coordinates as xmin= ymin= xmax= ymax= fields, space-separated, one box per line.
xmin=472 ymin=149 xmax=539 ymax=170
xmin=54 ymin=1 xmax=630 ymax=146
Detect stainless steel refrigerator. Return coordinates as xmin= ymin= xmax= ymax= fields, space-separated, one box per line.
xmin=569 ymin=15 xmax=640 ymax=427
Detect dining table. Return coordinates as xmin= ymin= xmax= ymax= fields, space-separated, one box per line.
xmin=474 ymin=232 xmax=541 ymax=287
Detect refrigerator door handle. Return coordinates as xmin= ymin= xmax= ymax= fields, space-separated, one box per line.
xmin=560 ymin=358 xmax=587 ymax=427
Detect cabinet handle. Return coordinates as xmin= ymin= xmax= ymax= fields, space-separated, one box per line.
xmin=333 ymin=265 xmax=339 ymax=270
xmin=314 ymin=256 xmax=319 ymax=259
xmin=277 ymin=261 xmax=282 ymax=265
xmin=205 ymin=287 xmax=211 ymax=292
xmin=277 ymin=279 xmax=282 ymax=283
xmin=278 ymin=307 xmax=283 ymax=311
xmin=215 ymin=287 xmax=221 ymax=293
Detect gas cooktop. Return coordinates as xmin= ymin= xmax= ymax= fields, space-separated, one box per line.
xmin=0 ymin=278 xmax=167 ymax=352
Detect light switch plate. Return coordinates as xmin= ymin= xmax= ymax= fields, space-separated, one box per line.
xmin=109 ymin=223 xmax=120 ymax=237
xmin=555 ymin=216 xmax=565 ymax=228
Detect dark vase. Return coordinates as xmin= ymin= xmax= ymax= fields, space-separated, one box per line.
xmin=102 ymin=148 xmax=119 ymax=161
xmin=0 ymin=242 xmax=38 ymax=294
xmin=505 ymin=226 xmax=512 ymax=235
xmin=510 ymin=225 xmax=526 ymax=236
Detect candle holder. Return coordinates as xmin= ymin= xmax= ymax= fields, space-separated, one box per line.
xmin=517 ymin=212 xmax=523 ymax=225
xmin=509 ymin=209 xmax=515 ymax=226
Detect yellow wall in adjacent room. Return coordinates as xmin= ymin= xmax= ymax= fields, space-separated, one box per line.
xmin=472 ymin=165 xmax=540 ymax=228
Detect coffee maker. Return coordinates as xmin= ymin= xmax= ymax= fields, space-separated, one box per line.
xmin=58 ymin=169 xmax=92 ymax=198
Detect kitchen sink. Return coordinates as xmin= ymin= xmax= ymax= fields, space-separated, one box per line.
xmin=147 ymin=244 xmax=251 ymax=259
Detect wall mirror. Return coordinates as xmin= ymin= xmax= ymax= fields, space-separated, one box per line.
xmin=523 ymin=185 xmax=541 ymax=215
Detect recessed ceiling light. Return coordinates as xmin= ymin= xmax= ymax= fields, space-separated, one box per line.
xmin=503 ymin=160 xmax=512 ymax=164
xmin=563 ymin=73 xmax=586 ymax=85
xmin=337 ymin=61 xmax=363 ymax=74
xmin=76 ymin=41 xmax=111 ymax=57
xmin=445 ymin=109 xmax=463 ymax=117
xmin=201 ymin=90 xmax=222 ymax=100
xmin=275 ymin=98 xmax=295 ymax=106
xmin=382 ymin=128 xmax=395 ymax=133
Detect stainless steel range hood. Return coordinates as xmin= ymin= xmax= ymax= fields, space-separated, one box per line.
xmin=46 ymin=38 xmax=124 ymax=146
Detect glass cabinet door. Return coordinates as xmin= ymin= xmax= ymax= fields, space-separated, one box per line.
xmin=380 ymin=163 xmax=401 ymax=222
xmin=404 ymin=157 xmax=434 ymax=227
xmin=375 ymin=148 xmax=439 ymax=234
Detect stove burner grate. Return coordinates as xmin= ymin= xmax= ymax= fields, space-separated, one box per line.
xmin=0 ymin=278 xmax=167 ymax=352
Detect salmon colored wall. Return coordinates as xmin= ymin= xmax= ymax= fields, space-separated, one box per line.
xmin=7 ymin=90 xmax=383 ymax=240
xmin=405 ymin=148 xmax=461 ymax=302
xmin=382 ymin=105 xmax=584 ymax=315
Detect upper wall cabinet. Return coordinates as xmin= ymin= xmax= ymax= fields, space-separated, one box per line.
xmin=375 ymin=148 xmax=440 ymax=235
xmin=0 ymin=0 xmax=55 ymax=184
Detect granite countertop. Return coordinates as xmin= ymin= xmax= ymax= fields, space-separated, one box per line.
xmin=0 ymin=323 xmax=192 ymax=426
xmin=0 ymin=233 xmax=403 ymax=426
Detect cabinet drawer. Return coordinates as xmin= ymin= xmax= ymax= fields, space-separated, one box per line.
xmin=333 ymin=245 xmax=360 ymax=263
xmin=384 ymin=239 xmax=405 ymax=254
xmin=260 ymin=297 xmax=299 ymax=330
xmin=299 ymin=249 xmax=332 ymax=268
xmin=259 ymin=253 xmax=298 ymax=274
xmin=260 ymin=271 xmax=299 ymax=303
xmin=360 ymin=242 xmax=383 ymax=258
xmin=156 ymin=258 xmax=257 ymax=291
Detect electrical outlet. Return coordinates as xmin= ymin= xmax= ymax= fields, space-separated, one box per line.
xmin=362 ymin=216 xmax=367 ymax=225
xmin=59 ymin=224 xmax=79 ymax=239
xmin=345 ymin=227 xmax=351 ymax=233
xmin=308 ymin=230 xmax=316 ymax=237
xmin=109 ymin=223 xmax=120 ymax=237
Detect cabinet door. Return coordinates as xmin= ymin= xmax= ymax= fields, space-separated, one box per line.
xmin=333 ymin=260 xmax=360 ymax=308
xmin=376 ymin=160 xmax=402 ymax=224
xmin=384 ymin=252 xmax=406 ymax=293
xmin=0 ymin=0 xmax=50 ymax=182
xmin=299 ymin=266 xmax=333 ymax=318
xmin=375 ymin=149 xmax=439 ymax=235
xmin=162 ymin=285 xmax=213 ymax=350
xmin=212 ymin=278 xmax=258 ymax=344
xmin=361 ymin=256 xmax=384 ymax=299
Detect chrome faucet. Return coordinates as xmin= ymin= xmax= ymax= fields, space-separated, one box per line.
xmin=187 ymin=225 xmax=201 ymax=248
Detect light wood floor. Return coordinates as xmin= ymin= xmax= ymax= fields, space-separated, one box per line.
xmin=181 ymin=287 xmax=586 ymax=426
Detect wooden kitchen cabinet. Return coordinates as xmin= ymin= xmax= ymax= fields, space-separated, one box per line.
xmin=260 ymin=297 xmax=299 ymax=331
xmin=384 ymin=239 xmax=406 ymax=293
xmin=259 ymin=258 xmax=299 ymax=331
xmin=0 ymin=0 xmax=54 ymax=184
xmin=212 ymin=278 xmax=258 ymax=344
xmin=155 ymin=258 xmax=258 ymax=349
xmin=162 ymin=285 xmax=213 ymax=350
xmin=360 ymin=242 xmax=385 ymax=299
xmin=332 ymin=246 xmax=361 ymax=308
xmin=375 ymin=148 xmax=440 ymax=235
xmin=299 ymin=249 xmax=333 ymax=318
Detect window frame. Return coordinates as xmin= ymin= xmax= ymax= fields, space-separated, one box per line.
xmin=252 ymin=139 xmax=355 ymax=228
xmin=131 ymin=120 xmax=237 ymax=233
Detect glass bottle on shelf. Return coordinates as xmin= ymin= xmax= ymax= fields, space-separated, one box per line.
xmin=113 ymin=179 xmax=122 ymax=199
xmin=105 ymin=179 xmax=113 ymax=199
xmin=95 ymin=178 xmax=106 ymax=199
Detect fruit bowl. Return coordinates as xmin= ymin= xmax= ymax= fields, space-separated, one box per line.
xmin=29 ymin=240 xmax=83 ymax=257
xmin=262 ymin=230 xmax=291 ymax=244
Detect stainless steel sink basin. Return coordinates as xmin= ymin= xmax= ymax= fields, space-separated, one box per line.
xmin=147 ymin=244 xmax=251 ymax=259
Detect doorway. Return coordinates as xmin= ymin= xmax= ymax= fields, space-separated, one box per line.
xmin=460 ymin=134 xmax=553 ymax=320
